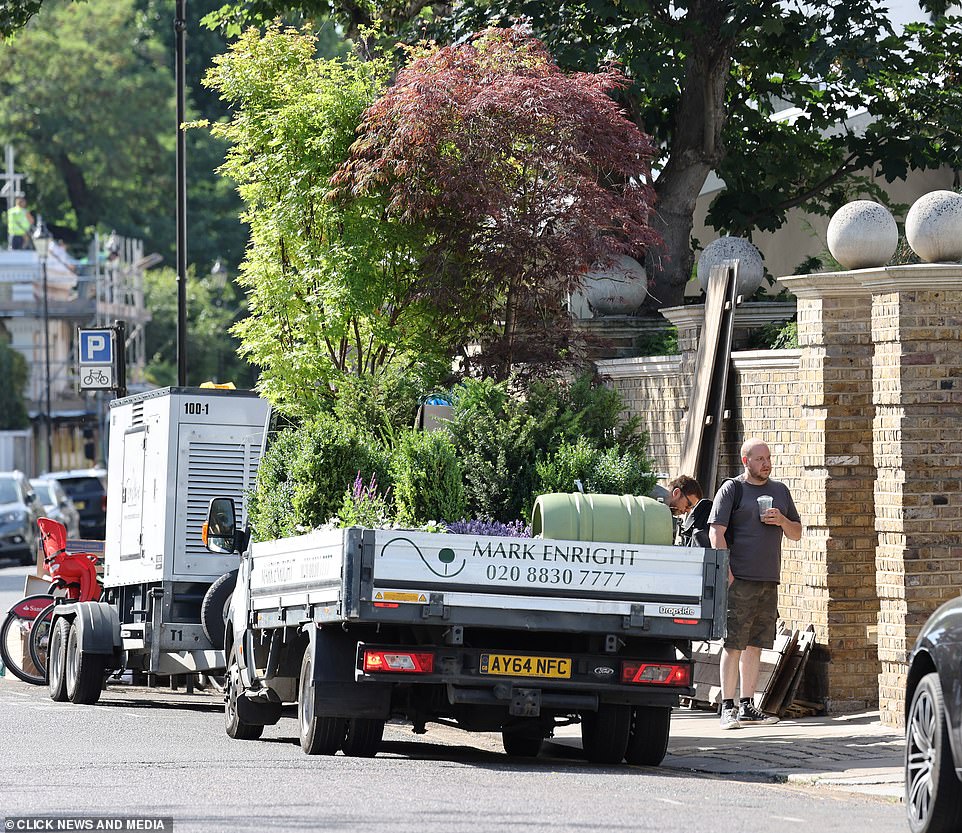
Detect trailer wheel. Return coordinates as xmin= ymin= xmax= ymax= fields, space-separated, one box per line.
xmin=624 ymin=706 xmax=671 ymax=766
xmin=341 ymin=718 xmax=384 ymax=758
xmin=225 ymin=654 xmax=263 ymax=741
xmin=502 ymin=728 xmax=543 ymax=758
xmin=46 ymin=616 xmax=72 ymax=702
xmin=298 ymin=648 xmax=344 ymax=755
xmin=65 ymin=623 xmax=105 ymax=705
xmin=581 ymin=703 xmax=631 ymax=765
xmin=201 ymin=570 xmax=237 ymax=650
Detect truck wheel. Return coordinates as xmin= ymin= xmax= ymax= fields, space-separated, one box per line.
xmin=201 ymin=570 xmax=237 ymax=649
xmin=46 ymin=617 xmax=72 ymax=702
xmin=65 ymin=623 xmax=105 ymax=705
xmin=225 ymin=654 xmax=263 ymax=741
xmin=624 ymin=706 xmax=671 ymax=766
xmin=581 ymin=703 xmax=631 ymax=765
xmin=502 ymin=728 xmax=543 ymax=758
xmin=298 ymin=648 xmax=344 ymax=755
xmin=341 ymin=718 xmax=384 ymax=758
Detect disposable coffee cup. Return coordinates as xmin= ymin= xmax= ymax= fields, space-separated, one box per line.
xmin=757 ymin=495 xmax=774 ymax=518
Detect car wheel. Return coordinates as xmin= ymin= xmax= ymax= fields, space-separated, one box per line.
xmin=906 ymin=672 xmax=962 ymax=833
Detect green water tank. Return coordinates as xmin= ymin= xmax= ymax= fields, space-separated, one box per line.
xmin=530 ymin=493 xmax=673 ymax=546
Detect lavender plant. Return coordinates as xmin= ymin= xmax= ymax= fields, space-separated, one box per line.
xmin=444 ymin=518 xmax=531 ymax=538
xmin=337 ymin=472 xmax=394 ymax=529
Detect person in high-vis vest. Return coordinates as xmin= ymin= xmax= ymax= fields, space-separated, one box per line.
xmin=6 ymin=196 xmax=33 ymax=250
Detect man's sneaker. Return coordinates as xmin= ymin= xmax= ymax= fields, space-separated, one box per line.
xmin=719 ymin=705 xmax=742 ymax=730
xmin=737 ymin=701 xmax=779 ymax=726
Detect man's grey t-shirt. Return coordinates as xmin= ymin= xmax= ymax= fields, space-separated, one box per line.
xmin=707 ymin=476 xmax=800 ymax=582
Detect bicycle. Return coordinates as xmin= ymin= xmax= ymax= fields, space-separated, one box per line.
xmin=0 ymin=518 xmax=102 ymax=688
xmin=81 ymin=368 xmax=110 ymax=387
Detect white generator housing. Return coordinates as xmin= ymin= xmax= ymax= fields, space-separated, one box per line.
xmin=104 ymin=387 xmax=270 ymax=588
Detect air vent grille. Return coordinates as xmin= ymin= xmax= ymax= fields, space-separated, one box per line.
xmin=184 ymin=441 xmax=261 ymax=558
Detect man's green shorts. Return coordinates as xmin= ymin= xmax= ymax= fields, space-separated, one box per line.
xmin=724 ymin=578 xmax=778 ymax=650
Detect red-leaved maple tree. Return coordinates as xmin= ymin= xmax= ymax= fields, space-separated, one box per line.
xmin=335 ymin=28 xmax=661 ymax=379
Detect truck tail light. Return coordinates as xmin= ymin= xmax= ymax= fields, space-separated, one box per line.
xmin=620 ymin=662 xmax=690 ymax=686
xmin=363 ymin=650 xmax=434 ymax=674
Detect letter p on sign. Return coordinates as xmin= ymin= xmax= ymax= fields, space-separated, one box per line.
xmin=78 ymin=329 xmax=113 ymax=364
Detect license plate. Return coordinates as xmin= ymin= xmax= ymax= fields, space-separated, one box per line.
xmin=74 ymin=501 xmax=86 ymax=510
xmin=479 ymin=654 xmax=571 ymax=679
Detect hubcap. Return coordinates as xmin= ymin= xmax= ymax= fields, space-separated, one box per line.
xmin=907 ymin=687 xmax=937 ymax=827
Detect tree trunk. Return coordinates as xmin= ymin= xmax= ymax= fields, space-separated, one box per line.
xmin=56 ymin=152 xmax=96 ymax=234
xmin=644 ymin=1 xmax=736 ymax=312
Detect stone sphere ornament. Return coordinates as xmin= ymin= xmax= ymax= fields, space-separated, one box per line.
xmin=826 ymin=200 xmax=898 ymax=269
xmin=582 ymin=255 xmax=648 ymax=315
xmin=905 ymin=190 xmax=962 ymax=263
xmin=696 ymin=236 xmax=765 ymax=297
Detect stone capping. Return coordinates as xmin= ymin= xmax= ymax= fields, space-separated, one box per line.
xmin=595 ymin=355 xmax=682 ymax=379
xmin=779 ymin=271 xmax=868 ymax=298
xmin=731 ymin=349 xmax=802 ymax=371
xmin=779 ymin=264 xmax=962 ymax=295
xmin=851 ymin=263 xmax=962 ymax=291
xmin=661 ymin=301 xmax=797 ymax=330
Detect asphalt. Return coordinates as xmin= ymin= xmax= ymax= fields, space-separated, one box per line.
xmin=551 ymin=706 xmax=905 ymax=801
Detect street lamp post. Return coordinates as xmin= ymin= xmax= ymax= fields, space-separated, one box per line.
xmin=33 ymin=218 xmax=53 ymax=473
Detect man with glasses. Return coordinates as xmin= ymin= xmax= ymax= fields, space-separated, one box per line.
xmin=665 ymin=475 xmax=702 ymax=516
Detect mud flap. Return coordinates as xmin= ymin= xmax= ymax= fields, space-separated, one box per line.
xmin=304 ymin=627 xmax=390 ymax=719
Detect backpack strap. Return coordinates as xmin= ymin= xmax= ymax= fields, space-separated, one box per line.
xmin=722 ymin=477 xmax=743 ymax=547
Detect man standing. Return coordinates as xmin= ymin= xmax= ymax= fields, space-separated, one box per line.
xmin=708 ymin=438 xmax=802 ymax=729
xmin=6 ymin=196 xmax=33 ymax=250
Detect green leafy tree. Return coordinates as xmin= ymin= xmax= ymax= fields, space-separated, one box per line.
xmin=0 ymin=333 xmax=30 ymax=430
xmin=0 ymin=0 xmax=173 ymax=247
xmin=202 ymin=25 xmax=456 ymax=419
xmin=201 ymin=1 xmax=962 ymax=312
xmin=143 ymin=266 xmax=256 ymax=388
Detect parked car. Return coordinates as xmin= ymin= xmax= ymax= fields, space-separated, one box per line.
xmin=904 ymin=597 xmax=962 ymax=833
xmin=30 ymin=477 xmax=81 ymax=539
xmin=0 ymin=470 xmax=44 ymax=566
xmin=39 ymin=468 xmax=107 ymax=540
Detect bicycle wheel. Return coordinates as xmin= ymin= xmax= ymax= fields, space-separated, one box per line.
xmin=0 ymin=594 xmax=56 ymax=685
xmin=28 ymin=602 xmax=57 ymax=680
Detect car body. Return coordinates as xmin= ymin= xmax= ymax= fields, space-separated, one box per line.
xmin=30 ymin=477 xmax=81 ymax=539
xmin=39 ymin=468 xmax=107 ymax=540
xmin=0 ymin=470 xmax=44 ymax=566
xmin=904 ymin=596 xmax=962 ymax=833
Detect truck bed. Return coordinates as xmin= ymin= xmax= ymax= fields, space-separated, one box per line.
xmin=246 ymin=528 xmax=727 ymax=640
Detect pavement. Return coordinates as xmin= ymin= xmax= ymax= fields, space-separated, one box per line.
xmin=551 ymin=706 xmax=905 ymax=801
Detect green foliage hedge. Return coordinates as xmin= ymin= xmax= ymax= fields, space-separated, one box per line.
xmin=249 ymin=373 xmax=657 ymax=537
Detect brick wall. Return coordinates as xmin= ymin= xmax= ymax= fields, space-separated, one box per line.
xmin=864 ymin=272 xmax=962 ymax=727
xmin=599 ymin=265 xmax=962 ymax=725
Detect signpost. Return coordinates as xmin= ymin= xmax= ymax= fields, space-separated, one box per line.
xmin=78 ymin=321 xmax=127 ymax=397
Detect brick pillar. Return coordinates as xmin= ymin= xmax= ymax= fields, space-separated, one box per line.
xmin=780 ymin=273 xmax=880 ymax=711
xmin=856 ymin=265 xmax=962 ymax=728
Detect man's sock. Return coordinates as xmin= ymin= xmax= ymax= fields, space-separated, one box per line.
xmin=722 ymin=698 xmax=735 ymax=710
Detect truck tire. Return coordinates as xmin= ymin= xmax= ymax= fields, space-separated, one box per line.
xmin=624 ymin=706 xmax=671 ymax=766
xmin=502 ymin=728 xmax=543 ymax=758
xmin=581 ymin=703 xmax=631 ymax=765
xmin=225 ymin=654 xmax=263 ymax=741
xmin=298 ymin=648 xmax=344 ymax=755
xmin=201 ymin=570 xmax=237 ymax=649
xmin=46 ymin=616 xmax=72 ymax=702
xmin=341 ymin=718 xmax=384 ymax=758
xmin=65 ymin=623 xmax=105 ymax=705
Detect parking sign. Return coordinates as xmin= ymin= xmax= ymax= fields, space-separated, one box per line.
xmin=79 ymin=329 xmax=114 ymax=365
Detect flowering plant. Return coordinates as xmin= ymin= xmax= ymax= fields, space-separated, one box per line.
xmin=444 ymin=518 xmax=531 ymax=538
xmin=336 ymin=472 xmax=393 ymax=529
